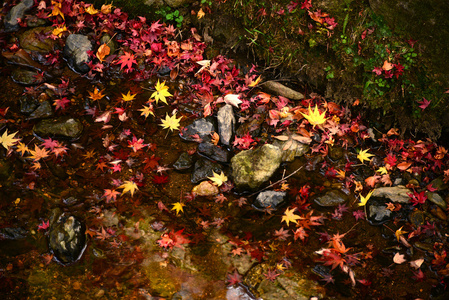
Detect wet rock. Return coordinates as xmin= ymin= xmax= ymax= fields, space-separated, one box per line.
xmin=261 ymin=81 xmax=304 ymax=100
xmin=173 ymin=152 xmax=194 ymax=171
xmin=198 ymin=142 xmax=231 ymax=162
xmin=33 ymin=117 xmax=83 ymax=140
xmin=366 ymin=197 xmax=393 ymax=225
xmin=217 ymin=104 xmax=235 ymax=146
xmin=427 ymin=192 xmax=447 ymax=209
xmin=11 ymin=68 xmax=44 ymax=86
xmin=192 ymin=181 xmax=219 ymax=197
xmin=157 ymin=65 xmax=171 ymax=76
xmin=4 ymin=0 xmax=34 ymax=32
xmin=235 ymin=114 xmax=264 ymax=137
xmin=329 ymin=146 xmax=344 ymax=161
xmin=231 ymin=144 xmax=282 ymax=190
xmin=20 ymin=96 xmax=38 ymax=115
xmin=26 ymin=16 xmax=47 ymax=28
xmin=429 ymin=177 xmax=448 ymax=191
xmin=180 ymin=117 xmax=216 ymax=142
xmin=64 ymin=34 xmax=92 ymax=74
xmin=430 ymin=205 xmax=447 ymax=221
xmin=226 ymin=285 xmax=258 ymax=300
xmin=272 ymin=138 xmax=309 ymax=162
xmin=19 ymin=27 xmax=55 ymax=52
xmin=409 ymin=210 xmax=426 ymax=227
xmin=0 ymin=227 xmax=28 ymax=240
xmin=49 ymin=211 xmax=87 ymax=264
xmin=191 ymin=158 xmax=222 ymax=183
xmin=414 ymin=241 xmax=433 ymax=252
xmin=254 ymin=190 xmax=286 ymax=209
xmin=313 ymin=189 xmax=348 ymax=207
xmin=372 ymin=186 xmax=412 ymax=203
xmin=28 ymin=101 xmax=53 ymax=119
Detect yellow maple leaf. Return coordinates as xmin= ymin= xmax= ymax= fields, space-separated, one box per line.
xmin=376 ymin=166 xmax=388 ymax=175
xmin=281 ymin=207 xmax=302 ymax=226
xmin=28 ymin=145 xmax=49 ymax=161
xmin=300 ymin=105 xmax=327 ymax=127
xmin=121 ymin=91 xmax=136 ymax=102
xmin=358 ymin=190 xmax=374 ymax=206
xmin=88 ymin=87 xmax=106 ymax=101
xmin=85 ymin=5 xmax=99 ymax=15
xmin=171 ymin=202 xmax=185 ymax=215
xmin=395 ymin=226 xmax=408 ymax=242
xmin=16 ymin=142 xmax=28 ymax=156
xmin=248 ymin=75 xmax=262 ymax=87
xmin=208 ymin=171 xmax=228 ymax=186
xmin=0 ymin=130 xmax=20 ymax=150
xmin=118 ymin=180 xmax=139 ymax=197
xmin=52 ymin=24 xmax=67 ymax=37
xmin=160 ymin=113 xmax=182 ymax=132
xmin=48 ymin=1 xmax=64 ymax=20
xmin=357 ymin=148 xmax=374 ymax=163
xmin=138 ymin=105 xmax=154 ymax=119
xmin=151 ymin=80 xmax=172 ymax=105
xmin=197 ymin=8 xmax=205 ymax=19
xmin=101 ymin=3 xmax=113 ymax=14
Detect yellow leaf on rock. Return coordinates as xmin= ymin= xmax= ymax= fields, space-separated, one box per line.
xmin=208 ymin=171 xmax=228 ymax=187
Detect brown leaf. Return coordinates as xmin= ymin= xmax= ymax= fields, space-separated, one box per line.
xmin=382 ymin=60 xmax=394 ymax=71
xmin=397 ymin=161 xmax=412 ymax=171
xmin=96 ymin=44 xmax=110 ymax=62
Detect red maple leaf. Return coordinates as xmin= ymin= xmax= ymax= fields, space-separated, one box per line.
xmin=116 ymin=51 xmax=136 ymax=73
xmin=418 ymin=98 xmax=431 ymax=111
xmin=170 ymin=229 xmax=190 ymax=249
xmin=53 ymin=97 xmax=70 ymax=110
xmin=157 ymin=233 xmax=174 ymax=249
xmin=227 ymin=270 xmax=242 ymax=285
xmin=152 ymin=174 xmax=168 ymax=184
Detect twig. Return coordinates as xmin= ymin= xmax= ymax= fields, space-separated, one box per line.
xmin=248 ymin=165 xmax=304 ymax=197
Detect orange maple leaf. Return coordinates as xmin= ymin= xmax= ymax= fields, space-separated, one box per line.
xmin=28 ymin=145 xmax=49 ymax=161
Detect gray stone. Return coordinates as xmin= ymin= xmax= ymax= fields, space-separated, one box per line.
xmin=372 ymin=186 xmax=412 ymax=203
xmin=180 ymin=117 xmax=216 ymax=142
xmin=191 ymin=158 xmax=222 ymax=183
xmin=313 ymin=189 xmax=348 ymax=207
xmin=64 ymin=34 xmax=92 ymax=74
xmin=254 ymin=190 xmax=286 ymax=209
xmin=33 ymin=117 xmax=83 ymax=140
xmin=4 ymin=0 xmax=34 ymax=32
xmin=261 ymin=81 xmax=304 ymax=100
xmin=231 ymin=144 xmax=282 ymax=190
xmin=217 ymin=104 xmax=235 ymax=146
xmin=198 ymin=142 xmax=231 ymax=162
xmin=0 ymin=227 xmax=28 ymax=240
xmin=49 ymin=211 xmax=87 ymax=264
xmin=426 ymin=192 xmax=447 ymax=210
xmin=173 ymin=152 xmax=194 ymax=171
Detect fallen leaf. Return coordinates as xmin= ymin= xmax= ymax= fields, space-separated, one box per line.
xmin=208 ymin=171 xmax=228 ymax=186
xmin=393 ymin=252 xmax=406 ymax=264
xmin=281 ymin=207 xmax=302 ymax=226
xmin=224 ymin=94 xmax=242 ymax=108
xmin=118 ymin=181 xmax=139 ymax=197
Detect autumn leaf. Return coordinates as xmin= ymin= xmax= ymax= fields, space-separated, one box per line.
xmin=281 ymin=207 xmax=302 ymax=226
xmin=28 ymin=145 xmax=49 ymax=161
xmin=211 ymin=132 xmax=220 ymax=145
xmin=397 ymin=161 xmax=412 ymax=171
xmin=0 ymin=130 xmax=20 ymax=150
xmin=365 ymin=175 xmax=380 ymax=188
xmin=395 ymin=226 xmax=408 ymax=242
xmin=171 ymin=202 xmax=185 ymax=215
xmin=393 ymin=252 xmax=406 ymax=264
xmin=208 ymin=171 xmax=228 ymax=186
xmin=48 ymin=1 xmax=64 ymax=20
xmin=300 ymin=105 xmax=327 ymax=127
xmin=160 ymin=113 xmax=182 ymax=132
xmin=376 ymin=167 xmax=388 ymax=175
xmin=358 ymin=190 xmax=374 ymax=206
xmin=118 ymin=180 xmax=139 ymax=197
xmin=151 ymin=80 xmax=172 ymax=105
xmin=85 ymin=5 xmax=99 ymax=15
xmin=197 ymin=8 xmax=205 ymax=19
xmin=249 ymin=75 xmax=262 ymax=87
xmin=52 ymin=24 xmax=67 ymax=37
xmin=116 ymin=51 xmax=136 ymax=73
xmin=382 ymin=60 xmax=394 ymax=71
xmin=418 ymin=98 xmax=431 ymax=110
xmin=96 ymin=44 xmax=110 ymax=62
xmin=88 ymin=87 xmax=106 ymax=101
xmin=357 ymin=148 xmax=374 ymax=163
xmin=16 ymin=142 xmax=28 ymax=156
xmin=224 ymin=94 xmax=242 ymax=108
xmin=138 ymin=105 xmax=154 ymax=119
xmin=121 ymin=91 xmax=136 ymax=102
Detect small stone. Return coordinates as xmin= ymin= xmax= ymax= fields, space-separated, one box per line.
xmin=198 ymin=142 xmax=231 ymax=162
xmin=11 ymin=68 xmax=45 ymax=86
xmin=328 ymin=146 xmax=344 ymax=161
xmin=33 ymin=117 xmax=83 ymax=140
xmin=191 ymin=158 xmax=222 ymax=184
xmin=173 ymin=152 xmax=194 ymax=171
xmin=313 ymin=189 xmax=348 ymax=207
xmin=64 ymin=34 xmax=92 ymax=74
xmin=179 ymin=117 xmax=216 ymax=142
xmin=29 ymin=101 xmax=53 ymax=119
xmin=372 ymin=186 xmax=412 ymax=203
xmin=95 ymin=289 xmax=105 ymax=298
xmin=430 ymin=205 xmax=447 ymax=221
xmin=408 ymin=210 xmax=425 ymax=227
xmin=4 ymin=0 xmax=34 ymax=32
xmin=254 ymin=190 xmax=286 ymax=209
xmin=192 ymin=181 xmax=219 ymax=196
xmin=217 ymin=104 xmax=235 ymax=146
xmin=426 ymin=192 xmax=447 ymax=209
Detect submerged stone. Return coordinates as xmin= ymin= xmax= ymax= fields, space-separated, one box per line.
xmin=426 ymin=192 xmax=447 ymax=209
xmin=313 ymin=189 xmax=348 ymax=207
xmin=28 ymin=101 xmax=53 ymax=119
xmin=191 ymin=158 xmax=222 ymax=184
xmin=198 ymin=142 xmax=231 ymax=162
xmin=371 ymin=186 xmax=412 ymax=203
xmin=19 ymin=26 xmax=55 ymax=52
xmin=33 ymin=117 xmax=83 ymax=140
xmin=11 ymin=68 xmax=45 ymax=86
xmin=173 ymin=152 xmax=194 ymax=171
xmin=192 ymin=181 xmax=219 ymax=197
xmin=49 ymin=211 xmax=87 ymax=264
xmin=4 ymin=0 xmax=34 ymax=32
xmin=254 ymin=190 xmax=286 ymax=209
xmin=231 ymin=144 xmax=282 ymax=190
